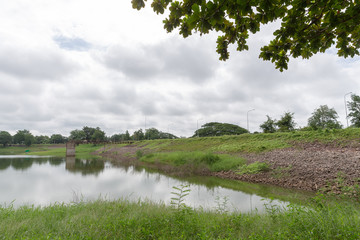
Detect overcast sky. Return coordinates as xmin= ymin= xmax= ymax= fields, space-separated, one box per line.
xmin=0 ymin=1 xmax=359 ymax=137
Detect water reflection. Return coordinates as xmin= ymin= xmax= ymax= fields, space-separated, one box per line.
xmin=0 ymin=155 xmax=310 ymax=211
xmin=66 ymin=157 xmax=105 ymax=176
xmin=0 ymin=156 xmax=105 ymax=176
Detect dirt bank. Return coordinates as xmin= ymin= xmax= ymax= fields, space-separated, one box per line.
xmin=99 ymin=142 xmax=360 ymax=193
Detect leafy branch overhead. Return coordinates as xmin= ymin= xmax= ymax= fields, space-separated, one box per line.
xmin=132 ymin=0 xmax=360 ymax=71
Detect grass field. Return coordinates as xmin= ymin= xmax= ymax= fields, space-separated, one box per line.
xmin=0 ymin=195 xmax=359 ymax=239
xmin=135 ymin=128 xmax=360 ymax=154
xmin=0 ymin=144 xmax=104 ymax=159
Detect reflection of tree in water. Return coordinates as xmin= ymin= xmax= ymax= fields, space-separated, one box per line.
xmin=65 ymin=158 xmax=105 ymax=176
xmin=49 ymin=157 xmax=64 ymax=166
xmin=11 ymin=158 xmax=33 ymax=170
xmin=0 ymin=158 xmax=11 ymax=170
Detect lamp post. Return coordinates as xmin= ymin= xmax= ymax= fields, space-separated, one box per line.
xmin=344 ymin=92 xmax=352 ymax=128
xmin=197 ymin=118 xmax=203 ymax=137
xmin=247 ymin=109 xmax=255 ymax=132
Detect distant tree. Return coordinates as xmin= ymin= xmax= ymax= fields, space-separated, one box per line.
xmin=193 ymin=122 xmax=248 ymax=137
xmin=144 ymin=128 xmax=178 ymax=139
xmin=50 ymin=134 xmax=66 ymax=144
xmin=145 ymin=128 xmax=162 ymax=140
xmin=124 ymin=130 xmax=131 ymax=141
xmin=82 ymin=126 xmax=96 ymax=142
xmin=348 ymin=94 xmax=360 ymax=127
xmin=276 ymin=112 xmax=296 ymax=132
xmin=0 ymin=131 xmax=12 ymax=147
xmin=259 ymin=115 xmax=277 ymax=133
xmin=91 ymin=128 xmax=106 ymax=143
xmin=308 ymin=105 xmax=342 ymax=130
xmin=132 ymin=129 xmax=145 ymax=141
xmin=24 ymin=133 xmax=34 ymax=147
xmin=34 ymin=135 xmax=50 ymax=144
xmin=13 ymin=129 xmax=33 ymax=145
xmin=110 ymin=134 xmax=122 ymax=142
xmin=69 ymin=129 xmax=86 ymax=141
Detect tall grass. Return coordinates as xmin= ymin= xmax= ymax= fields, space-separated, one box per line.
xmin=140 ymin=151 xmax=246 ymax=172
xmin=0 ymin=197 xmax=359 ymax=239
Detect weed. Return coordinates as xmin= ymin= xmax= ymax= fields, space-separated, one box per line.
xmin=135 ymin=150 xmax=143 ymax=159
xmin=214 ymin=195 xmax=229 ymax=214
xmin=237 ymin=162 xmax=270 ymax=175
xmin=170 ymin=184 xmax=191 ymax=210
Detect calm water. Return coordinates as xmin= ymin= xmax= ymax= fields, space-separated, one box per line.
xmin=0 ymin=155 xmax=309 ymax=212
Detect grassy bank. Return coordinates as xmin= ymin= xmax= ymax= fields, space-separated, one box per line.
xmin=1 ymin=196 xmax=359 ymax=239
xmin=0 ymin=144 xmax=104 ymax=159
xmin=135 ymin=128 xmax=360 ymax=153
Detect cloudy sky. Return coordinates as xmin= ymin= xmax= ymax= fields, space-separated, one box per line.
xmin=0 ymin=1 xmax=359 ymax=138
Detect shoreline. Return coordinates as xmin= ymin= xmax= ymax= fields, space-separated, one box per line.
xmin=98 ymin=142 xmax=360 ymax=196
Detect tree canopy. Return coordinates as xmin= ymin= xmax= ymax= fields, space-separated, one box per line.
xmin=0 ymin=131 xmax=12 ymax=147
xmin=260 ymin=115 xmax=277 ymax=133
xmin=348 ymin=94 xmax=360 ymax=127
xmin=193 ymin=122 xmax=248 ymax=137
xmin=307 ymin=105 xmax=342 ymax=130
xmin=132 ymin=0 xmax=360 ymax=71
xmin=276 ymin=112 xmax=296 ymax=132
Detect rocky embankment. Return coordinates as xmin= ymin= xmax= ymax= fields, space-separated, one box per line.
xmin=99 ymin=142 xmax=360 ymax=193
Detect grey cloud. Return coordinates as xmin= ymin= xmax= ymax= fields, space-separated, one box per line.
xmin=101 ymin=37 xmax=217 ymax=83
xmin=0 ymin=44 xmax=77 ymax=80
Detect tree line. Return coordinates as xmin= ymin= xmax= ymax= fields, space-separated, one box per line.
xmin=260 ymin=94 xmax=360 ymax=133
xmin=0 ymin=126 xmax=178 ymax=147
xmin=1 ymin=94 xmax=359 ymax=146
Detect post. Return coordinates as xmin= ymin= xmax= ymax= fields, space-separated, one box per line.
xmin=344 ymin=92 xmax=352 ymax=128
xmin=66 ymin=141 xmax=76 ymax=157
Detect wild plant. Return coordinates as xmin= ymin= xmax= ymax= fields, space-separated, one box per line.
xmin=214 ymin=195 xmax=229 ymax=214
xmin=170 ymin=184 xmax=191 ymax=210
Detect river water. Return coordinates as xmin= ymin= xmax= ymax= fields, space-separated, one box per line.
xmin=0 ymin=155 xmax=310 ymax=212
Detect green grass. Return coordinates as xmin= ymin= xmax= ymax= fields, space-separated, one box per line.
xmin=140 ymin=151 xmax=246 ymax=172
xmin=133 ymin=128 xmax=360 ymax=154
xmin=237 ymin=161 xmax=270 ymax=175
xmin=0 ymin=145 xmax=55 ymax=155
xmin=0 ymin=197 xmax=359 ymax=239
xmin=0 ymin=144 xmax=104 ymax=159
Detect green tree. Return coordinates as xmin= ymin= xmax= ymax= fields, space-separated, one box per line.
xmin=132 ymin=0 xmax=360 ymax=71
xmin=308 ymin=105 xmax=342 ymax=130
xmin=132 ymin=129 xmax=145 ymax=141
xmin=348 ymin=94 xmax=360 ymax=127
xmin=34 ymin=135 xmax=50 ymax=144
xmin=24 ymin=133 xmax=34 ymax=147
xmin=0 ymin=131 xmax=12 ymax=147
xmin=50 ymin=134 xmax=66 ymax=144
xmin=276 ymin=112 xmax=296 ymax=132
xmin=145 ymin=128 xmax=161 ymax=140
xmin=13 ymin=129 xmax=33 ymax=145
xmin=124 ymin=130 xmax=131 ymax=141
xmin=260 ymin=115 xmax=277 ymax=133
xmin=91 ymin=128 xmax=106 ymax=143
xmin=82 ymin=126 xmax=96 ymax=142
xmin=193 ymin=122 xmax=248 ymax=137
xmin=69 ymin=129 xmax=86 ymax=141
